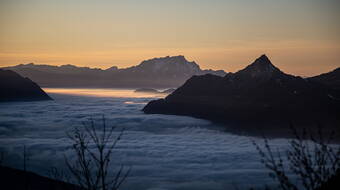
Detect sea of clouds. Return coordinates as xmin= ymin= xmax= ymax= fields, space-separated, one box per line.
xmin=0 ymin=90 xmax=294 ymax=190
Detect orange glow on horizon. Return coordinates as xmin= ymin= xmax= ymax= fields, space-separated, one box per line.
xmin=0 ymin=41 xmax=339 ymax=77
xmin=1 ymin=0 xmax=339 ymax=77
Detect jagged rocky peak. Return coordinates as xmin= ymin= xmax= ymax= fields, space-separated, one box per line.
xmin=140 ymin=55 xmax=198 ymax=66
xmin=237 ymin=54 xmax=282 ymax=77
xmin=144 ymin=55 xmax=188 ymax=63
xmin=135 ymin=55 xmax=201 ymax=74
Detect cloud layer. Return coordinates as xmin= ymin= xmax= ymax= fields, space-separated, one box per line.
xmin=0 ymin=91 xmax=294 ymax=190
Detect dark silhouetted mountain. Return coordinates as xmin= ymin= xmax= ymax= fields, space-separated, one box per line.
xmin=308 ymin=67 xmax=340 ymax=90
xmin=0 ymin=166 xmax=80 ymax=190
xmin=2 ymin=56 xmax=226 ymax=88
xmin=143 ymin=55 xmax=340 ymax=136
xmin=0 ymin=69 xmax=52 ymax=102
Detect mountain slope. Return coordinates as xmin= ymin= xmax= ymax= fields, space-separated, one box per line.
xmin=143 ymin=55 xmax=340 ymax=134
xmin=2 ymin=56 xmax=226 ymax=88
xmin=308 ymin=67 xmax=340 ymax=90
xmin=0 ymin=69 xmax=52 ymax=102
xmin=0 ymin=166 xmax=80 ymax=190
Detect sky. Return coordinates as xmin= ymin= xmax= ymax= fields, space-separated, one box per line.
xmin=0 ymin=0 xmax=339 ymax=76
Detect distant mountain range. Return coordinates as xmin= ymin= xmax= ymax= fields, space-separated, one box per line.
xmin=143 ymin=55 xmax=340 ymax=135
xmin=0 ymin=69 xmax=52 ymax=102
xmin=2 ymin=56 xmax=226 ymax=88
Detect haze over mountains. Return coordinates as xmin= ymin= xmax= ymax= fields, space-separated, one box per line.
xmin=143 ymin=55 xmax=340 ymax=135
xmin=2 ymin=56 xmax=226 ymax=88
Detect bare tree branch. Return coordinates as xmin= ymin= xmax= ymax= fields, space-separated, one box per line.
xmin=253 ymin=124 xmax=340 ymax=190
xmin=65 ymin=116 xmax=130 ymax=190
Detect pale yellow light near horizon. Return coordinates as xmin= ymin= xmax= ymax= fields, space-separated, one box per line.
xmin=43 ymin=88 xmax=167 ymax=98
xmin=0 ymin=0 xmax=339 ymax=76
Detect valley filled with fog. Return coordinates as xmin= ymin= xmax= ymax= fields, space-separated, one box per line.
xmin=0 ymin=89 xmax=295 ymax=190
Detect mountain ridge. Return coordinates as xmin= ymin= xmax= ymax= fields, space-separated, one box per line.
xmin=308 ymin=67 xmax=340 ymax=90
xmin=2 ymin=56 xmax=226 ymax=88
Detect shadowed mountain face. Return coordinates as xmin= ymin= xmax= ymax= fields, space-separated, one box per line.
xmin=2 ymin=56 xmax=226 ymax=88
xmin=308 ymin=67 xmax=340 ymax=90
xmin=143 ymin=55 xmax=340 ymax=134
xmin=0 ymin=69 xmax=52 ymax=102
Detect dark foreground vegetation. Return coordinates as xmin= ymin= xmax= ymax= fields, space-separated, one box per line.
xmin=0 ymin=166 xmax=80 ymax=190
xmin=65 ymin=117 xmax=130 ymax=190
xmin=253 ymin=126 xmax=340 ymax=190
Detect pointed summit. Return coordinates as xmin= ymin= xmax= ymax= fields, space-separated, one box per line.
xmin=256 ymin=54 xmax=271 ymax=64
xmin=246 ymin=54 xmax=278 ymax=71
xmin=236 ymin=54 xmax=282 ymax=78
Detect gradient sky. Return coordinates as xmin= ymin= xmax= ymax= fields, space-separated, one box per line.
xmin=0 ymin=0 xmax=339 ymax=76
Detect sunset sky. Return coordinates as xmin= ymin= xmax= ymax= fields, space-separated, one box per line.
xmin=0 ymin=0 xmax=339 ymax=76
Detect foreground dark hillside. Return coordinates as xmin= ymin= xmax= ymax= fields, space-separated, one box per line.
xmin=0 ymin=69 xmax=52 ymax=102
xmin=0 ymin=166 xmax=80 ymax=190
xmin=143 ymin=55 xmax=340 ymax=136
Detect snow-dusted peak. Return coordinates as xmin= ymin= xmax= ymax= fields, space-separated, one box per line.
xmin=140 ymin=55 xmax=196 ymax=66
xmin=136 ymin=55 xmax=201 ymax=73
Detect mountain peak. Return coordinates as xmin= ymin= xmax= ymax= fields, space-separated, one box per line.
xmin=252 ymin=54 xmax=274 ymax=68
xmin=133 ymin=55 xmax=201 ymax=75
xmin=171 ymin=55 xmax=186 ymax=61
xmin=259 ymin=53 xmax=270 ymax=60
xmin=236 ymin=54 xmax=282 ymax=77
xmin=141 ymin=55 xmax=190 ymax=65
